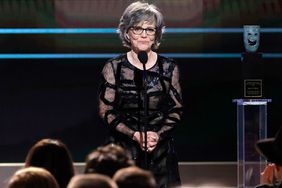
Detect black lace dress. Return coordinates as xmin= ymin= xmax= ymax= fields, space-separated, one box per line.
xmin=99 ymin=54 xmax=183 ymax=188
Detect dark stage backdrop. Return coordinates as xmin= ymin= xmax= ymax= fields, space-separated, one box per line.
xmin=0 ymin=0 xmax=282 ymax=162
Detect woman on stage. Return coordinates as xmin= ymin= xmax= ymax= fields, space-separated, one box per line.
xmin=98 ymin=1 xmax=183 ymax=187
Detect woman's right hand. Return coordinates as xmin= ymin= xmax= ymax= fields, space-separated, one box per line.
xmin=133 ymin=131 xmax=144 ymax=149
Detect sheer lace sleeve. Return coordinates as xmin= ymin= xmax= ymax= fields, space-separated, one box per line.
xmin=99 ymin=62 xmax=135 ymax=139
xmin=157 ymin=64 xmax=183 ymax=140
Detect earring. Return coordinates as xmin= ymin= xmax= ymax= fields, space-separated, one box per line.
xmin=125 ymin=34 xmax=130 ymax=40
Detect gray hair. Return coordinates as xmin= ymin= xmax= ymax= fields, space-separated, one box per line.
xmin=118 ymin=1 xmax=165 ymax=49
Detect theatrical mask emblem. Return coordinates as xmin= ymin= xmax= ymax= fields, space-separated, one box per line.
xmin=243 ymin=25 xmax=260 ymax=53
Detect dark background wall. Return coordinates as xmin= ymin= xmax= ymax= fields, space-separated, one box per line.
xmin=0 ymin=0 xmax=282 ymax=162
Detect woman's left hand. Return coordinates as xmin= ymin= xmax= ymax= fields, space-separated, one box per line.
xmin=146 ymin=131 xmax=159 ymax=153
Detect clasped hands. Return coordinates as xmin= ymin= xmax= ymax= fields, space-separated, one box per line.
xmin=133 ymin=131 xmax=159 ymax=153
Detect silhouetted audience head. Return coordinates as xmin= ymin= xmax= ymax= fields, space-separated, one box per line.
xmin=67 ymin=174 xmax=118 ymax=188
xmin=113 ymin=166 xmax=157 ymax=188
xmin=8 ymin=167 xmax=59 ymax=188
xmin=84 ymin=143 xmax=134 ymax=177
xmin=25 ymin=138 xmax=75 ymax=188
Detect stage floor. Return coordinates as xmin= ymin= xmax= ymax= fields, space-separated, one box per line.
xmin=0 ymin=162 xmax=237 ymax=187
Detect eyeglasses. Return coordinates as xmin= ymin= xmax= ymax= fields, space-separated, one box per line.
xmin=130 ymin=26 xmax=156 ymax=36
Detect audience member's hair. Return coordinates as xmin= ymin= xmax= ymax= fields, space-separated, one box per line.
xmin=84 ymin=143 xmax=134 ymax=177
xmin=113 ymin=166 xmax=157 ymax=188
xmin=8 ymin=167 xmax=59 ymax=188
xmin=25 ymin=138 xmax=75 ymax=188
xmin=67 ymin=174 xmax=118 ymax=188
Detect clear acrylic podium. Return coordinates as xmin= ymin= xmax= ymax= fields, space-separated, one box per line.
xmin=233 ymin=99 xmax=271 ymax=188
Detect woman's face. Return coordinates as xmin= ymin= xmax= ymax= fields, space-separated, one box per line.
xmin=127 ymin=21 xmax=156 ymax=52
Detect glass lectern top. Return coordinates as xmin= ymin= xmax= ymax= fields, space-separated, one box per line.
xmin=233 ymin=99 xmax=272 ymax=106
